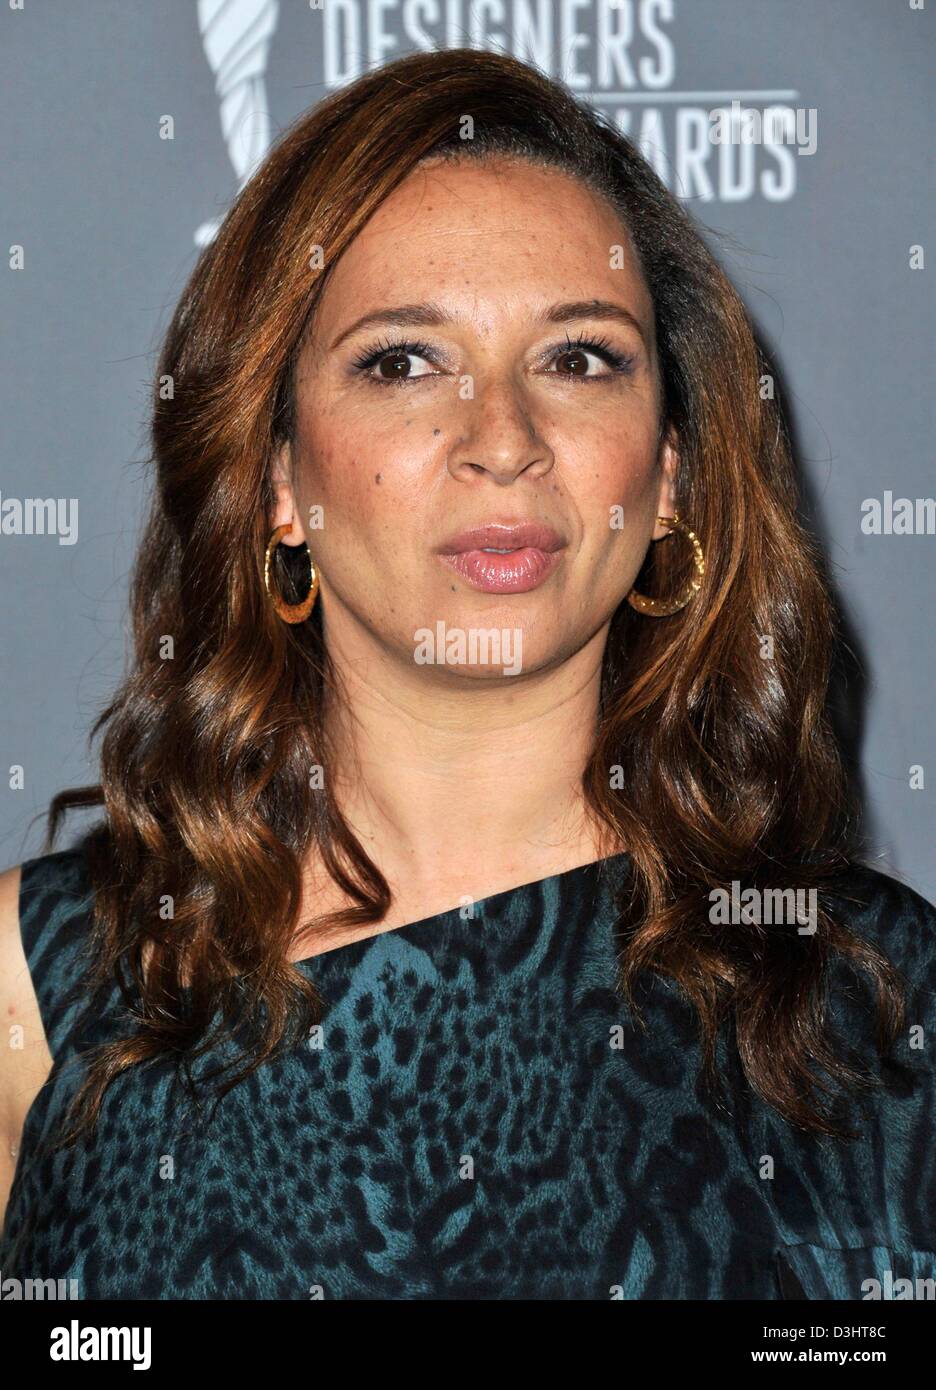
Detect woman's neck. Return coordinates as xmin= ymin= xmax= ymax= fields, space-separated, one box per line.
xmin=301 ymin=615 xmax=617 ymax=927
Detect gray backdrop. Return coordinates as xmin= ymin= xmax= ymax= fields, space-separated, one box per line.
xmin=2 ymin=1 xmax=934 ymax=901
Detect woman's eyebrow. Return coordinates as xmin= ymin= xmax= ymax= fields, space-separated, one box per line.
xmin=329 ymin=299 xmax=648 ymax=352
xmin=330 ymin=302 xmax=449 ymax=350
xmin=543 ymin=300 xmax=648 ymax=349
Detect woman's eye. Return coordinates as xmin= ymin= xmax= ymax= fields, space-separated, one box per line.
xmin=369 ymin=350 xmax=437 ymax=381
xmin=550 ymin=347 xmax=618 ymax=378
xmin=352 ymin=337 xmax=633 ymax=384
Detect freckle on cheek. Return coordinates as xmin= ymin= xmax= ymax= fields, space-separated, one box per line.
xmin=433 ymin=429 xmax=440 ymax=436
xmin=375 ymin=473 xmax=382 ymax=484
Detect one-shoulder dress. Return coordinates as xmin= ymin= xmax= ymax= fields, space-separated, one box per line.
xmin=1 ymin=845 xmax=935 ymax=1300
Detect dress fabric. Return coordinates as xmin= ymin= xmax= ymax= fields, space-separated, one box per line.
xmin=2 ymin=845 xmax=935 ymax=1301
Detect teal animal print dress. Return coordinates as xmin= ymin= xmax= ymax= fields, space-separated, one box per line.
xmin=2 ymin=844 xmax=935 ymax=1300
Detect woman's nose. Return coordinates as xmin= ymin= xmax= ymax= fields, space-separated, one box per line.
xmin=444 ymin=375 xmax=555 ymax=483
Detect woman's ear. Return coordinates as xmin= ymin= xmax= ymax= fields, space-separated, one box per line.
xmin=652 ymin=425 xmax=679 ymax=541
xmin=269 ymin=443 xmax=307 ymax=546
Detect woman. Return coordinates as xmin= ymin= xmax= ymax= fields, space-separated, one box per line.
xmin=1 ymin=48 xmax=934 ymax=1302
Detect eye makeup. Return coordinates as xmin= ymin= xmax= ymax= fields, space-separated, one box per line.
xmin=348 ymin=330 xmax=638 ymax=385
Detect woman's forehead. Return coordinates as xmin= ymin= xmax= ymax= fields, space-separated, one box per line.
xmin=307 ymin=162 xmax=650 ymax=345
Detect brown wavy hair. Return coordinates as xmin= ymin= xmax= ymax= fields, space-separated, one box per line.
xmin=45 ymin=47 xmax=903 ymax=1145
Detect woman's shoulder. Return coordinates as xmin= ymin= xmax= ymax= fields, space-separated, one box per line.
xmin=0 ymin=853 xmax=78 ymax=1220
xmin=0 ymin=844 xmax=98 ymax=1058
xmin=822 ymin=859 xmax=936 ymax=990
xmin=817 ymin=861 xmax=936 ymax=1070
xmin=16 ymin=843 xmax=96 ymax=938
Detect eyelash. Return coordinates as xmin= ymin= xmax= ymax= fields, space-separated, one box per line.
xmin=349 ymin=331 xmax=637 ymax=384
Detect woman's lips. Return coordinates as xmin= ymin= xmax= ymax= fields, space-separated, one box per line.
xmin=439 ymin=546 xmax=564 ymax=593
xmin=436 ymin=521 xmax=566 ymax=593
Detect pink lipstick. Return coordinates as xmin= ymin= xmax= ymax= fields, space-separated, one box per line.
xmin=436 ymin=521 xmax=566 ymax=594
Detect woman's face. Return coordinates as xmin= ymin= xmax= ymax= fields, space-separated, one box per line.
xmin=273 ymin=156 xmax=676 ymax=678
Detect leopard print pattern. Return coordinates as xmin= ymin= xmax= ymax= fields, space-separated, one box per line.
xmin=2 ymin=847 xmax=935 ymax=1299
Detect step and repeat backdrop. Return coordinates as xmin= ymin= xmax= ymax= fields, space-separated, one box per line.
xmin=1 ymin=0 xmax=933 ymax=897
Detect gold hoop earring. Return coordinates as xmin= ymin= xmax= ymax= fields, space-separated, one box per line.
xmin=627 ymin=513 xmax=704 ymax=617
xmin=264 ymin=523 xmax=319 ymax=623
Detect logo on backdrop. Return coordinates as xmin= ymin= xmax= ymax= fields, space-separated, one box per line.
xmin=195 ymin=0 xmax=812 ymax=244
xmin=195 ymin=0 xmax=280 ymax=246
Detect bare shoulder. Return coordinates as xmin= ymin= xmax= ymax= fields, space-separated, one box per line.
xmin=0 ymin=863 xmax=53 ymax=1227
